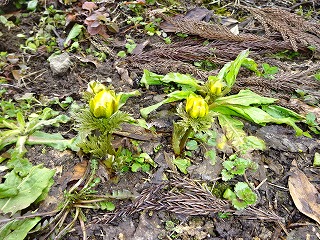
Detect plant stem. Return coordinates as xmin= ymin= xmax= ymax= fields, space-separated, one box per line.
xmin=179 ymin=126 xmax=193 ymax=154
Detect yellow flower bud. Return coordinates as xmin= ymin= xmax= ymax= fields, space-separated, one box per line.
xmin=207 ymin=78 xmax=225 ymax=96
xmin=185 ymin=95 xmax=209 ymax=119
xmin=89 ymin=90 xmax=120 ymax=118
xmin=87 ymin=81 xmax=107 ymax=94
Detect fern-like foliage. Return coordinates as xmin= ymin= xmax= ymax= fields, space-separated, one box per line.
xmin=74 ymin=109 xmax=132 ymax=137
xmin=77 ymin=135 xmax=111 ymax=158
xmin=176 ymin=103 xmax=216 ymax=133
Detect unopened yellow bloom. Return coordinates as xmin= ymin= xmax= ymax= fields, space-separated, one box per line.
xmin=89 ymin=90 xmax=120 ymax=118
xmin=208 ymin=79 xmax=225 ymax=96
xmin=87 ymin=81 xmax=107 ymax=94
xmin=186 ymin=95 xmax=208 ymax=119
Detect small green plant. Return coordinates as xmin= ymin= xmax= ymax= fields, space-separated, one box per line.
xmin=118 ymin=148 xmax=156 ymax=173
xmin=223 ymin=182 xmax=257 ymax=210
xmin=314 ymin=71 xmax=320 ymax=81
xmin=0 ymin=105 xmax=78 ymax=158
xmin=221 ymin=154 xmax=258 ymax=181
xmin=74 ymin=81 xmax=140 ymax=174
xmin=261 ymin=63 xmax=279 ymax=79
xmin=172 ymin=94 xmax=215 ymax=155
xmin=117 ymin=38 xmax=137 ymax=58
xmin=20 ymin=6 xmax=66 ymax=53
xmin=140 ymin=50 xmax=307 ymax=154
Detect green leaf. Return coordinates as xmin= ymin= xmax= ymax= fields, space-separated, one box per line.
xmin=64 ymin=24 xmax=83 ymax=47
xmin=0 ymin=171 xmax=20 ymax=198
xmin=172 ymin=122 xmax=188 ymax=155
xmin=140 ymin=90 xmax=193 ymax=118
xmin=221 ymin=169 xmax=234 ymax=181
xmin=173 ymin=158 xmax=191 ymax=174
xmin=213 ymin=105 xmax=303 ymax=135
xmin=140 ymin=69 xmax=164 ymax=89
xmin=131 ymin=162 xmax=141 ymax=172
xmin=99 ymin=201 xmax=115 ymax=211
xmin=314 ymin=152 xmax=320 ymax=167
xmin=242 ymin=136 xmax=266 ymax=151
xmin=204 ymin=149 xmax=216 ymax=165
xmin=27 ymin=131 xmax=80 ymax=151
xmin=214 ymin=89 xmax=277 ymax=106
xmin=0 ymin=165 xmax=55 ymax=215
xmin=25 ymin=112 xmax=70 ymax=134
xmin=261 ymin=105 xmax=303 ymax=120
xmin=242 ymin=58 xmax=261 ymax=75
xmin=217 ymin=49 xmax=250 ymax=88
xmin=0 ymin=217 xmax=41 ymax=240
xmin=117 ymin=51 xmax=126 ymax=58
xmin=234 ymin=182 xmax=257 ymax=204
xmin=161 ymin=72 xmax=202 ymax=89
xmin=217 ymin=114 xmax=246 ymax=151
xmin=186 ymin=140 xmax=198 ymax=151
xmin=223 ymin=188 xmax=236 ymax=200
xmin=27 ymin=0 xmax=38 ymax=10
xmin=119 ymin=90 xmax=141 ymax=108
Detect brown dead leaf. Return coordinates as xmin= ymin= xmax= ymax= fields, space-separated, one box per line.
xmin=288 ymin=160 xmax=320 ymax=224
xmin=70 ymin=160 xmax=88 ymax=182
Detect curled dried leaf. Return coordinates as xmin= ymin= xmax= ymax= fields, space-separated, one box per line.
xmin=288 ymin=160 xmax=320 ymax=224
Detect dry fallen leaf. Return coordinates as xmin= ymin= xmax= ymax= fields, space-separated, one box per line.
xmin=70 ymin=160 xmax=88 ymax=182
xmin=288 ymin=160 xmax=320 ymax=224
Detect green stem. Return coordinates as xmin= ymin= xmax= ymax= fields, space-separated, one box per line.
xmin=106 ymin=133 xmax=116 ymax=156
xmin=179 ymin=126 xmax=193 ymax=154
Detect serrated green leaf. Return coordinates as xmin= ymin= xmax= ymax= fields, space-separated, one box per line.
xmin=173 ymin=158 xmax=191 ymax=174
xmin=0 ymin=217 xmax=41 ymax=240
xmin=27 ymin=131 xmax=80 ymax=151
xmin=0 ymin=165 xmax=55 ymax=215
xmin=221 ymin=169 xmax=234 ymax=181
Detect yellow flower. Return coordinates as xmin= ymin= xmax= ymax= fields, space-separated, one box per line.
xmin=207 ymin=78 xmax=225 ymax=96
xmin=186 ymin=95 xmax=208 ymax=119
xmin=89 ymin=90 xmax=120 ymax=118
xmin=87 ymin=81 xmax=107 ymax=94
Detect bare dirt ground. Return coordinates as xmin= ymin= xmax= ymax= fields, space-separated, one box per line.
xmin=1 ymin=0 xmax=320 ymax=239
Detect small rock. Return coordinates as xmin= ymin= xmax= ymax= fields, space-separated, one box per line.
xmin=49 ymin=52 xmax=72 ymax=75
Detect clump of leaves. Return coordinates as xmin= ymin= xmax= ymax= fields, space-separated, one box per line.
xmin=82 ymin=1 xmax=118 ymax=38
xmin=20 ymin=6 xmax=66 ymax=53
xmin=221 ymin=154 xmax=258 ymax=181
xmin=140 ymin=49 xmax=306 ymax=154
xmin=261 ymin=63 xmax=279 ymax=79
xmin=223 ymin=182 xmax=257 ymax=210
xmin=0 ymin=104 xmax=78 ymax=158
xmin=74 ymin=81 xmax=140 ymax=174
xmin=118 ymin=148 xmax=156 ymax=173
